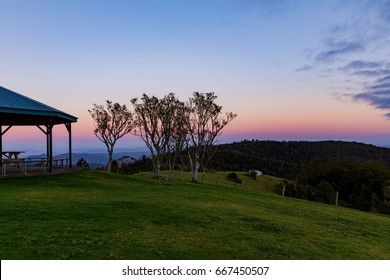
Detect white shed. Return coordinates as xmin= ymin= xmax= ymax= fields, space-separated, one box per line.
xmin=249 ymin=170 xmax=263 ymax=176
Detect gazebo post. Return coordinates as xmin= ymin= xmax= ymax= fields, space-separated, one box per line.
xmin=48 ymin=124 xmax=53 ymax=173
xmin=65 ymin=123 xmax=72 ymax=168
xmin=46 ymin=126 xmax=50 ymax=162
xmin=0 ymin=125 xmax=13 ymax=164
xmin=0 ymin=125 xmax=2 ymax=167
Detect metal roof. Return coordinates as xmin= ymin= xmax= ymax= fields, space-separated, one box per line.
xmin=0 ymin=86 xmax=78 ymax=125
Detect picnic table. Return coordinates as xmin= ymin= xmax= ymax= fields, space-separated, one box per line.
xmin=1 ymin=151 xmax=25 ymax=160
xmin=1 ymin=151 xmax=26 ymax=168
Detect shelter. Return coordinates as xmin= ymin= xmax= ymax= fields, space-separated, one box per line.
xmin=0 ymin=86 xmax=78 ymax=173
xmin=249 ymin=170 xmax=263 ymax=176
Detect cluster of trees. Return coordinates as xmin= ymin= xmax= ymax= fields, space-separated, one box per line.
xmin=110 ymin=155 xmax=153 ymax=175
xmin=275 ymin=158 xmax=390 ymax=214
xmin=89 ymin=92 xmax=236 ymax=182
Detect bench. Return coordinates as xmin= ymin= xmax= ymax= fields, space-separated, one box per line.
xmin=32 ymin=158 xmax=69 ymax=171
xmin=51 ymin=158 xmax=69 ymax=168
xmin=1 ymin=158 xmax=27 ymax=175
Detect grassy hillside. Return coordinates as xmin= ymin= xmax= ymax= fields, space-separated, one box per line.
xmin=0 ymin=169 xmax=389 ymax=260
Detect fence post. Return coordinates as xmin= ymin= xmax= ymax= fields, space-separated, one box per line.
xmin=282 ymin=185 xmax=286 ymax=196
xmin=335 ymin=191 xmax=339 ymax=206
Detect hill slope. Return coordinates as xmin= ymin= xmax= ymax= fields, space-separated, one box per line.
xmin=0 ymin=169 xmax=388 ymax=259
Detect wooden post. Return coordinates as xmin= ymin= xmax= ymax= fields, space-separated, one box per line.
xmin=48 ymin=124 xmax=53 ymax=173
xmin=1 ymin=125 xmax=13 ymax=168
xmin=335 ymin=191 xmax=339 ymax=206
xmin=0 ymin=125 xmax=2 ymax=169
xmin=36 ymin=125 xmax=50 ymax=171
xmin=65 ymin=123 xmax=72 ymax=168
xmin=69 ymin=123 xmax=72 ymax=168
xmin=46 ymin=126 xmax=50 ymax=162
xmin=282 ymin=185 xmax=286 ymax=196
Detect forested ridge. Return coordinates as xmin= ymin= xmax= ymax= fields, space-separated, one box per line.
xmin=208 ymin=140 xmax=390 ymax=179
xmin=113 ymin=139 xmax=390 ymax=213
xmin=206 ymin=140 xmax=390 ymax=213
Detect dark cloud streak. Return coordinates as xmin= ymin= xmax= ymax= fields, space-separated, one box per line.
xmin=315 ymin=41 xmax=365 ymax=63
xmin=352 ymin=70 xmax=384 ymax=77
xmin=371 ymin=83 xmax=390 ymax=90
xmin=341 ymin=60 xmax=383 ymax=71
xmin=351 ymin=69 xmax=390 ymax=77
xmin=354 ymin=92 xmax=390 ymax=109
xmin=353 ymin=73 xmax=390 ymax=118
xmin=295 ymin=64 xmax=313 ymax=72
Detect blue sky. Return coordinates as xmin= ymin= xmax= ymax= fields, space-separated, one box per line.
xmin=2 ymin=0 xmax=390 ymax=153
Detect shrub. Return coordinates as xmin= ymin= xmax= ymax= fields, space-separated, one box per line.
xmin=315 ymin=180 xmax=335 ymax=204
xmin=247 ymin=170 xmax=257 ymax=180
xmin=76 ymin=158 xmax=89 ymax=168
xmin=226 ymin=172 xmax=242 ymax=184
xmin=371 ymin=193 xmax=390 ymax=214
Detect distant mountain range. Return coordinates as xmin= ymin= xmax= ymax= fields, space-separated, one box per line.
xmin=29 ymin=150 xmax=150 ymax=168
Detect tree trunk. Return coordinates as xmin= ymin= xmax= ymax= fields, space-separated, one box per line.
xmin=107 ymin=150 xmax=113 ymax=172
xmin=201 ymin=166 xmax=206 ymax=184
xmin=191 ymin=152 xmax=200 ymax=182
xmin=167 ymin=153 xmax=174 ymax=180
xmin=152 ymin=157 xmax=161 ymax=178
xmin=168 ymin=160 xmax=174 ymax=179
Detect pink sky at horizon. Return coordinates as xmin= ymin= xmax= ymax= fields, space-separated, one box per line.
xmin=3 ymin=95 xmax=390 ymax=152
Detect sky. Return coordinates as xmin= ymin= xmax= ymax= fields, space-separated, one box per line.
xmin=2 ymin=0 xmax=390 ymax=153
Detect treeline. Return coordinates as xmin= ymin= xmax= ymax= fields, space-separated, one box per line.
xmin=275 ymin=158 xmax=390 ymax=214
xmin=111 ymin=155 xmax=153 ymax=175
xmin=207 ymin=140 xmax=390 ymax=179
xmin=206 ymin=140 xmax=390 ymax=213
xmin=112 ymin=140 xmax=390 ymax=180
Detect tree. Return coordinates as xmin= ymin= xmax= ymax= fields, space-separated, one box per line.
xmin=185 ymin=92 xmax=237 ymax=183
xmin=76 ymin=158 xmax=89 ymax=168
xmin=89 ymin=100 xmax=135 ymax=172
xmin=315 ymin=180 xmax=335 ymax=204
xmin=298 ymin=158 xmax=390 ymax=212
xmin=166 ymin=99 xmax=188 ymax=179
xmin=131 ymin=93 xmax=181 ymax=178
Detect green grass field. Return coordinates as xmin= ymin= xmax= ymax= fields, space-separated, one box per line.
xmin=0 ymin=169 xmax=389 ymax=259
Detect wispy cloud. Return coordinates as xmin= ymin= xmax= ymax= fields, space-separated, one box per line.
xmin=298 ymin=0 xmax=390 ymax=118
xmin=340 ymin=60 xmax=383 ymax=71
xmin=344 ymin=62 xmax=390 ymax=78
xmin=371 ymin=83 xmax=390 ymax=90
xmin=295 ymin=64 xmax=313 ymax=72
xmin=352 ymin=70 xmax=385 ymax=77
xmin=315 ymin=41 xmax=365 ymax=63
xmin=353 ymin=74 xmax=390 ymax=117
xmin=377 ymin=75 xmax=390 ymax=84
xmin=354 ymin=92 xmax=390 ymax=109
